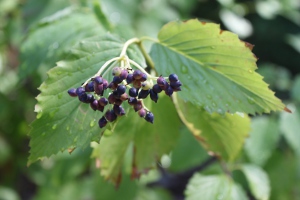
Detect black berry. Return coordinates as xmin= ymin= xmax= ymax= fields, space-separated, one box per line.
xmin=98 ymin=116 xmax=107 ymax=128
xmin=145 ymin=112 xmax=154 ymax=124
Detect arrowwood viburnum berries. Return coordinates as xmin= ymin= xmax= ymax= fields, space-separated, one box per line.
xmin=67 ymin=62 xmax=182 ymax=128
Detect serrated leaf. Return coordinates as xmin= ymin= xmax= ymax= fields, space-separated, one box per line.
xmin=150 ymin=19 xmax=286 ymax=114
xmin=92 ymin=95 xmax=181 ymax=180
xmin=240 ymin=164 xmax=270 ymax=200
xmin=185 ymin=174 xmax=248 ymax=200
xmin=28 ymin=34 xmax=145 ymax=164
xmin=280 ymin=104 xmax=300 ymax=155
xmin=173 ymin=93 xmax=250 ymax=161
xmin=20 ymin=9 xmax=105 ymax=79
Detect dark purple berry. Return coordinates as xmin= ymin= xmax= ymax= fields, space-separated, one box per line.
xmin=152 ymin=84 xmax=162 ymax=93
xmin=133 ymin=101 xmax=143 ymax=112
xmin=160 ymin=82 xmax=169 ymax=91
xmin=113 ymin=105 xmax=125 ymax=116
xmin=108 ymin=82 xmax=118 ymax=90
xmin=140 ymin=73 xmax=147 ymax=82
xmin=138 ymin=108 xmax=146 ymax=118
xmin=113 ymin=76 xmax=123 ymax=84
xmin=114 ymin=99 xmax=123 ymax=106
xmin=98 ymin=105 xmax=104 ymax=112
xmin=120 ymin=93 xmax=129 ymax=101
xmin=102 ymin=79 xmax=108 ymax=89
xmin=76 ymin=87 xmax=85 ymax=96
xmin=165 ymin=86 xmax=173 ymax=96
xmin=120 ymin=70 xmax=128 ymax=79
xmin=94 ymin=84 xmax=104 ymax=96
xmin=170 ymin=80 xmax=182 ymax=89
xmin=128 ymin=97 xmax=138 ymax=105
xmin=68 ymin=88 xmax=77 ymax=97
xmin=138 ymin=89 xmax=150 ymax=99
xmin=145 ymin=112 xmax=154 ymax=124
xmin=116 ymin=85 xmax=126 ymax=95
xmin=173 ymin=87 xmax=182 ymax=91
xmin=94 ymin=76 xmax=103 ymax=85
xmin=126 ymin=74 xmax=134 ymax=84
xmin=86 ymin=94 xmax=94 ymax=103
xmin=150 ymin=90 xmax=158 ymax=103
xmin=157 ymin=76 xmax=166 ymax=86
xmin=108 ymin=94 xmax=116 ymax=104
xmin=112 ymin=67 xmax=122 ymax=76
xmin=113 ymin=90 xmax=121 ymax=99
xmin=129 ymin=88 xmax=139 ymax=97
xmin=90 ymin=100 xmax=99 ymax=111
xmin=105 ymin=110 xmax=117 ymax=122
xmin=78 ymin=93 xmax=88 ymax=102
xmin=98 ymin=97 xmax=108 ymax=106
xmin=85 ymin=81 xmax=95 ymax=92
xmin=98 ymin=116 xmax=107 ymax=128
xmin=133 ymin=70 xmax=143 ymax=79
xmin=169 ymin=74 xmax=179 ymax=82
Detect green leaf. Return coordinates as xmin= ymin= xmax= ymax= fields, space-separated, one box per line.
xmin=244 ymin=116 xmax=280 ymax=166
xmin=291 ymin=75 xmax=300 ymax=102
xmin=92 ymin=95 xmax=181 ymax=180
xmin=185 ymin=174 xmax=248 ymax=200
xmin=20 ymin=9 xmax=105 ymax=79
xmin=150 ymin=19 xmax=286 ymax=114
xmin=240 ymin=164 xmax=270 ymax=200
xmin=173 ymin=94 xmax=250 ymax=161
xmin=280 ymin=104 xmax=300 ymax=155
xmin=28 ymin=34 xmax=145 ymax=164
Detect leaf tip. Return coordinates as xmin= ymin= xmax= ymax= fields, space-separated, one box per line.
xmin=244 ymin=42 xmax=254 ymax=51
xmin=284 ymin=106 xmax=292 ymax=113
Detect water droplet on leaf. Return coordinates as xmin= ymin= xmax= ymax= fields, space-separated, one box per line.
xmin=52 ymin=124 xmax=57 ymax=130
xmin=247 ymin=97 xmax=255 ymax=104
xmin=57 ymin=93 xmax=63 ymax=99
xmin=180 ymin=65 xmax=188 ymax=74
xmin=248 ymin=69 xmax=253 ymax=73
xmin=36 ymin=112 xmax=43 ymax=119
xmin=90 ymin=120 xmax=96 ymax=127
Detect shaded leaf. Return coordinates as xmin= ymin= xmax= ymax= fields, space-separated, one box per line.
xmin=240 ymin=164 xmax=270 ymax=200
xmin=28 ymin=34 xmax=145 ymax=164
xmin=185 ymin=173 xmax=247 ymax=200
xmin=244 ymin=116 xmax=280 ymax=166
xmin=173 ymin=93 xmax=250 ymax=161
xmin=150 ymin=19 xmax=286 ymax=114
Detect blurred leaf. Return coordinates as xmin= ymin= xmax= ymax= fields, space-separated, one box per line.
xmin=0 ymin=187 xmax=20 ymax=200
xmin=185 ymin=173 xmax=247 ymax=200
xmin=150 ymin=19 xmax=286 ymax=114
xmin=244 ymin=116 xmax=280 ymax=166
xmin=92 ymin=95 xmax=180 ymax=180
xmin=173 ymin=94 xmax=250 ymax=161
xmin=20 ymin=9 xmax=105 ymax=79
xmin=280 ymin=104 xmax=300 ymax=155
xmin=240 ymin=164 xmax=270 ymax=200
xmin=28 ymin=34 xmax=145 ymax=164
xmin=291 ymin=75 xmax=300 ymax=102
xmin=169 ymin=126 xmax=208 ymax=172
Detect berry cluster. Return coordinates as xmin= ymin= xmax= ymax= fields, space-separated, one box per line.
xmin=67 ymin=66 xmax=181 ymax=128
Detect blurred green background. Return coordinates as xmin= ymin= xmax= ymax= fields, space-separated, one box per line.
xmin=0 ymin=0 xmax=299 ymax=199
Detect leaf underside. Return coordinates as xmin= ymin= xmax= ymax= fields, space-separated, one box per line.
xmin=150 ymin=19 xmax=286 ymax=115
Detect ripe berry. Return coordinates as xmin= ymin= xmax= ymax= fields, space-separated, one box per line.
xmin=108 ymin=82 xmax=118 ymax=90
xmin=85 ymin=81 xmax=94 ymax=92
xmin=133 ymin=70 xmax=143 ymax=79
xmin=98 ymin=116 xmax=107 ymax=128
xmin=86 ymin=94 xmax=94 ymax=103
xmin=120 ymin=93 xmax=129 ymax=101
xmin=78 ymin=93 xmax=88 ymax=102
xmin=133 ymin=101 xmax=143 ymax=112
xmin=160 ymin=82 xmax=169 ymax=90
xmin=169 ymin=74 xmax=179 ymax=82
xmin=145 ymin=112 xmax=154 ymax=124
xmin=170 ymin=80 xmax=182 ymax=88
xmin=113 ymin=76 xmax=123 ymax=84
xmin=114 ymin=99 xmax=123 ymax=106
xmin=112 ymin=67 xmax=122 ymax=76
xmin=126 ymin=74 xmax=134 ymax=84
xmin=157 ymin=76 xmax=166 ymax=86
xmin=116 ymin=85 xmax=126 ymax=95
xmin=129 ymin=88 xmax=139 ymax=97
xmin=102 ymin=79 xmax=108 ymax=89
xmin=98 ymin=97 xmax=108 ymax=106
xmin=90 ymin=100 xmax=99 ymax=111
xmin=113 ymin=105 xmax=125 ymax=116
xmin=68 ymin=88 xmax=77 ymax=97
xmin=108 ymin=94 xmax=116 ymax=104
xmin=105 ymin=110 xmax=117 ymax=122
xmin=138 ymin=108 xmax=146 ymax=118
xmin=140 ymin=73 xmax=147 ymax=82
xmin=138 ymin=89 xmax=150 ymax=99
xmin=98 ymin=105 xmax=105 ymax=112
xmin=165 ymin=86 xmax=173 ymax=96
xmin=120 ymin=70 xmax=128 ymax=79
xmin=150 ymin=90 xmax=158 ymax=103
xmin=94 ymin=84 xmax=104 ymax=96
xmin=152 ymin=84 xmax=162 ymax=93
xmin=94 ymin=76 xmax=103 ymax=85
xmin=128 ymin=97 xmax=138 ymax=105
xmin=76 ymin=87 xmax=85 ymax=96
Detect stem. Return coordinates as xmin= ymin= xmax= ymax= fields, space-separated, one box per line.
xmin=120 ymin=38 xmax=140 ymax=57
xmin=128 ymin=58 xmax=156 ymax=79
xmin=136 ymin=41 xmax=155 ymax=71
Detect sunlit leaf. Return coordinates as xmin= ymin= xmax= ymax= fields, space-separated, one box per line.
xmin=150 ymin=19 xmax=286 ymax=114
xmin=173 ymin=94 xmax=250 ymax=161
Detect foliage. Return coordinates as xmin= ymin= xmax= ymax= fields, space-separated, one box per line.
xmin=1 ymin=0 xmax=300 ymax=200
